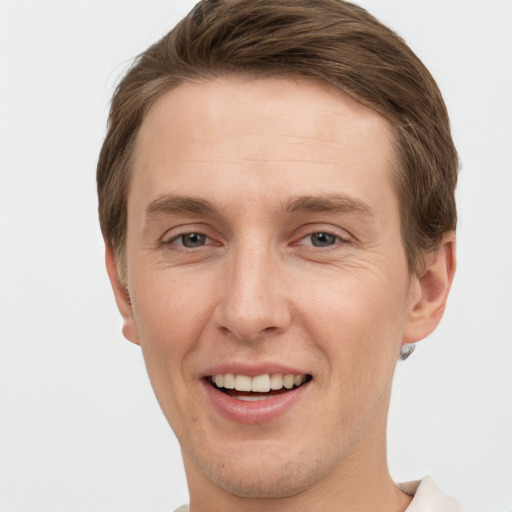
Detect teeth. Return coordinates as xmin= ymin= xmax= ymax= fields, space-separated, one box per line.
xmin=223 ymin=373 xmax=235 ymax=389
xmin=211 ymin=373 xmax=308 ymax=392
xmin=234 ymin=375 xmax=252 ymax=392
xmin=284 ymin=374 xmax=295 ymax=389
xmin=252 ymin=374 xmax=271 ymax=392
xmin=270 ymin=373 xmax=284 ymax=390
xmin=236 ymin=395 xmax=271 ymax=402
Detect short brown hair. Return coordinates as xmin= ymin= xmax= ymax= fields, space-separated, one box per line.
xmin=97 ymin=0 xmax=458 ymax=281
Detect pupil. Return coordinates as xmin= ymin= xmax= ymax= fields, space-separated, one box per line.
xmin=312 ymin=233 xmax=336 ymax=247
xmin=183 ymin=233 xmax=205 ymax=247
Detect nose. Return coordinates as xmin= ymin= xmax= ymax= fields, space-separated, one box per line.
xmin=213 ymin=244 xmax=292 ymax=342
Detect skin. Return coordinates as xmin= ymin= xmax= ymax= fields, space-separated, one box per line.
xmin=106 ymin=78 xmax=456 ymax=512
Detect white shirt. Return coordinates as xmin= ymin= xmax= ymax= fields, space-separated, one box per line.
xmin=173 ymin=476 xmax=466 ymax=511
xmin=400 ymin=476 xmax=466 ymax=511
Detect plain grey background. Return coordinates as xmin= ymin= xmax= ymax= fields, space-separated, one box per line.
xmin=1 ymin=1 xmax=511 ymax=510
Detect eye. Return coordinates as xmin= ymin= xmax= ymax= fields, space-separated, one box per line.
xmin=169 ymin=232 xmax=210 ymax=248
xmin=301 ymin=232 xmax=342 ymax=247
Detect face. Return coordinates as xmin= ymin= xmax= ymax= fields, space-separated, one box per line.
xmin=115 ymin=78 xmax=426 ymax=499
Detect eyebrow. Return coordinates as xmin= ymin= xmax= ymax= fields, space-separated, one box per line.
xmin=145 ymin=193 xmax=375 ymax=219
xmin=146 ymin=195 xmax=218 ymax=217
xmin=284 ymin=194 xmax=375 ymax=217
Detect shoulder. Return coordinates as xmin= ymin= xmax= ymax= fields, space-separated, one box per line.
xmin=400 ymin=476 xmax=467 ymax=512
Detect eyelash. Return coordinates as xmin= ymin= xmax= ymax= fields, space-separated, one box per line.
xmin=296 ymin=231 xmax=351 ymax=248
xmin=161 ymin=229 xmax=351 ymax=251
xmin=162 ymin=232 xmax=215 ymax=249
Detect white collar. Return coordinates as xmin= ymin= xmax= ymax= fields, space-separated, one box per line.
xmin=400 ymin=476 xmax=466 ymax=511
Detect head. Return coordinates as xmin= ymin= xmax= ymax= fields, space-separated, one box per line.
xmin=98 ymin=0 xmax=458 ymax=285
xmin=97 ymin=0 xmax=457 ymax=505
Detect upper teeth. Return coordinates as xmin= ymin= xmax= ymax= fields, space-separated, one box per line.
xmin=212 ymin=373 xmax=307 ymax=392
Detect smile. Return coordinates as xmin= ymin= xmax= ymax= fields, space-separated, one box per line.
xmin=209 ymin=373 xmax=310 ymax=397
xmin=203 ymin=372 xmax=312 ymax=420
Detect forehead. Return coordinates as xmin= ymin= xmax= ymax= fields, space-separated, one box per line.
xmin=130 ymin=78 xmax=396 ymax=219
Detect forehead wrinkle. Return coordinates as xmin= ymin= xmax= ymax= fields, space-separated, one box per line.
xmin=168 ymin=158 xmax=357 ymax=166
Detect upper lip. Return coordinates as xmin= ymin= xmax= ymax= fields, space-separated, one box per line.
xmin=200 ymin=362 xmax=310 ymax=379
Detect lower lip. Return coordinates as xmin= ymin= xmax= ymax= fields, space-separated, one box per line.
xmin=202 ymin=380 xmax=310 ymax=424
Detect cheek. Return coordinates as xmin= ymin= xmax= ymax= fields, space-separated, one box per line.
xmin=298 ymin=273 xmax=408 ymax=438
xmin=300 ymin=268 xmax=409 ymax=376
xmin=129 ymin=274 xmax=216 ymax=428
xmin=132 ymin=271 xmax=214 ymax=348
xmin=129 ymin=272 xmax=218 ymax=420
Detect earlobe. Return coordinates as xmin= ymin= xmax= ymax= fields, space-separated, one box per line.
xmin=403 ymin=232 xmax=456 ymax=344
xmin=105 ymin=245 xmax=141 ymax=346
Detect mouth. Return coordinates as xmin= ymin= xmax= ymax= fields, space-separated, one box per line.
xmin=206 ymin=373 xmax=313 ymax=401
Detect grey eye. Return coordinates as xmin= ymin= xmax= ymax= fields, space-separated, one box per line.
xmin=308 ymin=232 xmax=338 ymax=247
xmin=179 ymin=233 xmax=207 ymax=248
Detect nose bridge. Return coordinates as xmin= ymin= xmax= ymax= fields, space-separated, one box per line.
xmin=215 ymin=237 xmax=289 ymax=341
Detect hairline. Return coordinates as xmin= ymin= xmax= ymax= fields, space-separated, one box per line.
xmin=112 ymin=73 xmax=424 ymax=283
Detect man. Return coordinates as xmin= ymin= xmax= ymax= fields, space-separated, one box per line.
xmin=97 ymin=0 xmax=462 ymax=510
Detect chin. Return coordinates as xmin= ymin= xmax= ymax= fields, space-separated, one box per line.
xmin=207 ymin=463 xmax=318 ymax=499
xmin=187 ymin=440 xmax=341 ymax=499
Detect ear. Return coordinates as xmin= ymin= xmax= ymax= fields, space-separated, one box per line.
xmin=105 ymin=244 xmax=141 ymax=345
xmin=403 ymin=232 xmax=456 ymax=344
